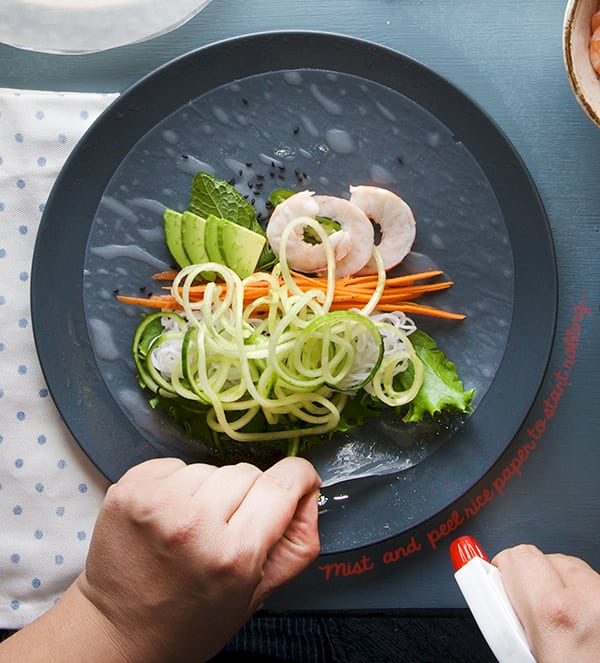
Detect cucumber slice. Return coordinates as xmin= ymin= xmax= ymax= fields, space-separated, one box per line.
xmin=132 ymin=312 xmax=186 ymax=394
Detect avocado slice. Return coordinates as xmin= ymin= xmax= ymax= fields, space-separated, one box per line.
xmin=204 ymin=214 xmax=226 ymax=263
xmin=218 ymin=217 xmax=266 ymax=279
xmin=181 ymin=211 xmax=216 ymax=280
xmin=163 ymin=208 xmax=191 ymax=268
xmin=181 ymin=211 xmax=209 ymax=262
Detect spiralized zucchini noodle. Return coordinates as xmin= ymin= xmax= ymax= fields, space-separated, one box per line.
xmin=134 ymin=217 xmax=424 ymax=446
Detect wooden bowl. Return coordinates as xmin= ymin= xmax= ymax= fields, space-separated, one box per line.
xmin=563 ymin=0 xmax=600 ymax=128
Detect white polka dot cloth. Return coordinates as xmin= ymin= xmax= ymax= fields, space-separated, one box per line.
xmin=0 ymin=88 xmax=118 ymax=629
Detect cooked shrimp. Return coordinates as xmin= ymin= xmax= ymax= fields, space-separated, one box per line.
xmin=590 ymin=24 xmax=600 ymax=76
xmin=266 ymin=190 xmax=374 ymax=277
xmin=592 ymin=9 xmax=600 ymax=33
xmin=349 ymin=185 xmax=416 ymax=275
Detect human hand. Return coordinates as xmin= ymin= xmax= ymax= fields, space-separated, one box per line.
xmin=493 ymin=544 xmax=600 ymax=663
xmin=76 ymin=456 xmax=321 ymax=663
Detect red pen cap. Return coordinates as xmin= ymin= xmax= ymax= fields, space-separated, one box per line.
xmin=449 ymin=535 xmax=490 ymax=571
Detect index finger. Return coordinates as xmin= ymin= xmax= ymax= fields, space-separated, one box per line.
xmin=228 ymin=456 xmax=321 ymax=550
xmin=119 ymin=457 xmax=187 ymax=483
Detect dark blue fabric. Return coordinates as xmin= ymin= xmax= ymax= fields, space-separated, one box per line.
xmin=1 ymin=615 xmax=496 ymax=661
xmin=210 ymin=615 xmax=496 ymax=662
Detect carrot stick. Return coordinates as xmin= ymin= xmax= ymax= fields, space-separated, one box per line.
xmin=288 ymin=269 xmax=445 ymax=287
xmin=151 ymin=270 xmax=178 ymax=281
xmin=328 ymin=301 xmax=465 ymax=320
xmin=119 ymin=268 xmax=464 ymax=319
xmin=116 ymin=295 xmax=178 ymax=309
xmin=168 ymin=275 xmax=452 ymax=298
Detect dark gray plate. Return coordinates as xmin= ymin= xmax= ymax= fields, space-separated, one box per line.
xmin=31 ymin=31 xmax=556 ymax=554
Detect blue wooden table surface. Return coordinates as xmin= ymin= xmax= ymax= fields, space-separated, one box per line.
xmin=1 ymin=0 xmax=598 ymax=611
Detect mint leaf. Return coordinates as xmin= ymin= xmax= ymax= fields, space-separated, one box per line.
xmin=189 ymin=170 xmax=275 ymax=269
xmin=190 ymin=171 xmax=256 ymax=229
xmin=398 ymin=330 xmax=474 ymax=423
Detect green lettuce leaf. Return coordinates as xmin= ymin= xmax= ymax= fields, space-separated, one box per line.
xmin=398 ymin=329 xmax=474 ymax=423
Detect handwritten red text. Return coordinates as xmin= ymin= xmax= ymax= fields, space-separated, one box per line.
xmin=382 ymin=535 xmax=422 ymax=564
xmin=317 ymin=555 xmax=375 ymax=580
xmin=463 ymin=487 xmax=495 ymax=519
xmin=426 ymin=510 xmax=465 ymax=550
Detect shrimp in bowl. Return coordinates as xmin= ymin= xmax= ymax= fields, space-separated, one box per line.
xmin=590 ymin=9 xmax=600 ymax=75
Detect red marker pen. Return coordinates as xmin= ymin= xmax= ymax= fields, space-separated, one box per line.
xmin=449 ymin=535 xmax=536 ymax=663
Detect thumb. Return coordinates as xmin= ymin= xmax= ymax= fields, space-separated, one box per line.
xmin=251 ymin=489 xmax=321 ymax=609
